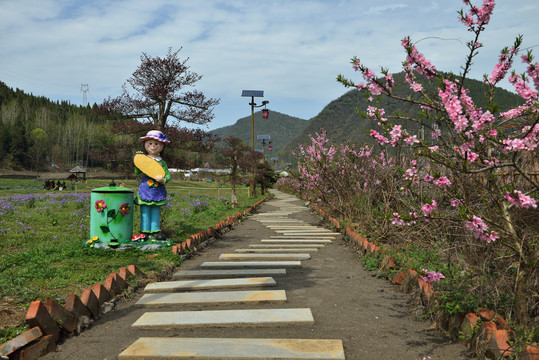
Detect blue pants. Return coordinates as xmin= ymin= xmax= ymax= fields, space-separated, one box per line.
xmin=140 ymin=205 xmax=161 ymax=233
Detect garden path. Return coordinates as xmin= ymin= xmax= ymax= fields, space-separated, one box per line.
xmin=42 ymin=190 xmax=472 ymax=360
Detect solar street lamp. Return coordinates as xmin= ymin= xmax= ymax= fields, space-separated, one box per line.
xmin=241 ymin=90 xmax=269 ymax=197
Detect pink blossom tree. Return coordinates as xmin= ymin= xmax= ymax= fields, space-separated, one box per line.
xmin=338 ymin=0 xmax=538 ymax=325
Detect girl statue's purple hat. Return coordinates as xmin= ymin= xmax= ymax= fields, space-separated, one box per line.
xmin=139 ymin=130 xmax=170 ymax=144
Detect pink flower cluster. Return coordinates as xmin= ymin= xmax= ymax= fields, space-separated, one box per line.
xmin=459 ymin=0 xmax=495 ymax=28
xmin=420 ymin=269 xmax=445 ymax=283
xmin=422 ymin=200 xmax=437 ymax=216
xmin=504 ymin=190 xmax=538 ymax=209
xmin=295 ymin=130 xmax=389 ymax=203
xmin=401 ymin=37 xmax=437 ymax=78
xmin=488 ymin=51 xmax=513 ymax=86
xmin=424 ymin=175 xmax=452 ymax=189
xmin=502 ymin=124 xmax=539 ymax=152
xmin=390 ymin=212 xmax=417 ymax=226
xmin=465 ymin=216 xmax=499 ymax=243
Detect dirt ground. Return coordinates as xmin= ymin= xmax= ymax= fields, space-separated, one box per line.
xmin=42 ymin=190 xmax=472 ymax=360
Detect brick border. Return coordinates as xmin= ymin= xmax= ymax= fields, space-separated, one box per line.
xmin=308 ymin=200 xmax=538 ymax=360
xmin=0 ymin=195 xmax=272 ymax=359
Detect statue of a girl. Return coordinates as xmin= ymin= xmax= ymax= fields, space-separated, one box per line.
xmin=134 ymin=130 xmax=170 ymax=240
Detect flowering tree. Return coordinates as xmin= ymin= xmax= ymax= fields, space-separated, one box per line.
xmin=97 ymin=47 xmax=219 ymax=130
xmin=337 ymin=0 xmax=538 ymax=325
xmin=292 ymin=130 xmax=392 ymax=222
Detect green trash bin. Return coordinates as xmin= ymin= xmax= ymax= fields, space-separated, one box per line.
xmin=90 ymin=183 xmax=134 ymax=246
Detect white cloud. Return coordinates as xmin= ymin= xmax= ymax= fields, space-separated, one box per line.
xmin=0 ymin=0 xmax=537 ymax=130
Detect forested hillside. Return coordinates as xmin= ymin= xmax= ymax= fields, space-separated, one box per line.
xmin=276 ymin=72 xmax=524 ymax=164
xmin=1 ymin=71 xmax=523 ymax=172
xmin=210 ymin=111 xmax=308 ymax=156
xmin=0 ymin=81 xmax=111 ymax=171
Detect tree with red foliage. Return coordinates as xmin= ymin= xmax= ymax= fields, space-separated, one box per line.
xmin=97 ymin=47 xmax=219 ymax=130
xmin=91 ymin=48 xmax=220 ymax=171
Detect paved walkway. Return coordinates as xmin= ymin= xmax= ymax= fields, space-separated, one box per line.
xmin=44 ymin=190 xmax=471 ymax=360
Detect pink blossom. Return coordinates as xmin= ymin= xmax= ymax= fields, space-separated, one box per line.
xmin=389 ymin=125 xmax=404 ymax=145
xmin=509 ymin=73 xmax=538 ymax=101
xmin=500 ymin=107 xmax=524 ymax=120
xmin=420 ymin=269 xmax=445 ymax=283
xmin=424 ymin=174 xmax=434 ymax=182
xmin=450 ymin=199 xmax=462 ymax=207
xmin=422 ymin=200 xmax=437 ymax=215
xmin=370 ymin=129 xmax=389 ymax=145
xmin=488 ymin=55 xmax=512 ymax=85
xmin=368 ymin=82 xmax=383 ymax=95
xmin=391 ymin=212 xmax=405 ymax=226
xmin=428 ymin=146 xmax=439 ymax=152
xmin=405 ymin=135 xmax=419 ymax=145
xmin=505 ymin=190 xmax=537 ymax=209
xmin=434 ymin=176 xmax=451 ymax=188
xmin=411 ymin=82 xmax=423 ymax=92
xmin=465 ymin=215 xmax=498 ymax=243
xmin=403 ymin=167 xmax=418 ymax=182
xmin=467 ymin=152 xmax=479 ymax=162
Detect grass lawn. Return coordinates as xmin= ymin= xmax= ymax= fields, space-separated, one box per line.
xmin=0 ymin=176 xmax=267 ymax=340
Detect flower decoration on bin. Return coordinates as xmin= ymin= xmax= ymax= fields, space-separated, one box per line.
xmin=119 ymin=202 xmax=130 ymax=216
xmin=95 ymin=199 xmax=107 ymax=212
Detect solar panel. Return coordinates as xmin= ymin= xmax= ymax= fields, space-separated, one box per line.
xmin=241 ymin=90 xmax=264 ymax=97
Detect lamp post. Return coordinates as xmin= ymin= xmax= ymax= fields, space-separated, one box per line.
xmin=257 ymin=135 xmax=271 ymax=163
xmin=241 ymin=90 xmax=269 ymax=197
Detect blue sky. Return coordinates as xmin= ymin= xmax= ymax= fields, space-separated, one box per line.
xmin=1 ymin=0 xmax=538 ymax=130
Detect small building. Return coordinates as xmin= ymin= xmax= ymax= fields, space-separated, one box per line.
xmin=69 ymin=166 xmax=87 ymax=181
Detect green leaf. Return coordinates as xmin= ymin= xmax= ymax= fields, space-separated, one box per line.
xmin=107 ymin=209 xmax=116 ymax=219
xmin=100 ymin=226 xmax=110 ymax=234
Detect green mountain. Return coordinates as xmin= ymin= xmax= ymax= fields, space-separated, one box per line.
xmin=274 ymin=72 xmax=524 ymax=165
xmin=210 ymin=111 xmax=309 ymax=159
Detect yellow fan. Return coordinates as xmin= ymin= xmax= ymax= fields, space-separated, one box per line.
xmin=133 ymin=154 xmax=165 ymax=180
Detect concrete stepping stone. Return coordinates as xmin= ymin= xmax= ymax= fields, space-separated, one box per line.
xmin=253 ymin=212 xmax=294 ymax=214
xmin=131 ymin=308 xmax=314 ymax=328
xmin=118 ymin=337 xmax=345 ymax=359
xmin=256 ymin=219 xmax=306 ymax=223
xmin=262 ymin=239 xmax=332 ymax=244
xmin=235 ymin=248 xmax=318 ymax=253
xmin=276 ymin=231 xmax=340 ymax=236
xmin=266 ymin=225 xmax=321 ymax=228
xmin=144 ymin=277 xmax=276 ymax=293
xmin=200 ymin=261 xmax=302 ymax=268
xmin=136 ymin=290 xmax=287 ymax=306
xmin=270 ymin=235 xmax=336 ymax=239
xmin=219 ymin=253 xmax=311 ymax=261
xmin=173 ymin=269 xmax=287 ymax=279
xmin=249 ymin=244 xmax=325 ymax=248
